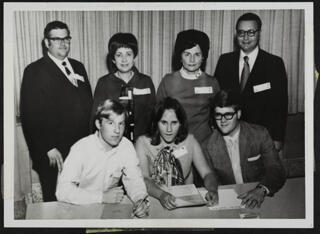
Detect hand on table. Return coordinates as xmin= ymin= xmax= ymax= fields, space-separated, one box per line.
xmin=47 ymin=148 xmax=63 ymax=172
xmin=159 ymin=191 xmax=177 ymax=210
xmin=237 ymin=187 xmax=266 ymax=209
xmin=132 ymin=197 xmax=150 ymax=218
xmin=205 ymin=190 xmax=219 ymax=206
xmin=102 ymin=186 xmax=124 ymax=203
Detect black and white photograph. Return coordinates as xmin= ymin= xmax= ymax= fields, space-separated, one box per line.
xmin=3 ymin=2 xmax=314 ymax=229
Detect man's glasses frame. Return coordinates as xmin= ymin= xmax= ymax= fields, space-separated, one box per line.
xmin=214 ymin=111 xmax=237 ymax=121
xmin=47 ymin=36 xmax=72 ymax=44
xmin=236 ymin=29 xmax=260 ymax=38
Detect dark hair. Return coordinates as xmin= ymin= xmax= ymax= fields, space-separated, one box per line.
xmin=172 ymin=29 xmax=210 ymax=71
xmin=106 ymin=33 xmax=138 ymax=73
xmin=147 ymin=97 xmax=188 ymax=145
xmin=236 ymin=13 xmax=262 ymax=31
xmin=94 ymin=99 xmax=127 ymax=124
xmin=209 ymin=90 xmax=241 ymax=127
xmin=44 ymin=21 xmax=70 ymax=39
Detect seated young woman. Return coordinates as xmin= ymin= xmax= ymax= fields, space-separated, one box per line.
xmin=135 ymin=97 xmax=218 ymax=210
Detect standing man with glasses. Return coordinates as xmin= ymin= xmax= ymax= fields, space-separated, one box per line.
xmin=20 ymin=21 xmax=93 ymax=201
xmin=202 ymin=90 xmax=286 ymax=209
xmin=214 ymin=13 xmax=288 ymax=154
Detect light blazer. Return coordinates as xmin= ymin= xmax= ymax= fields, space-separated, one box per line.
xmin=214 ymin=49 xmax=288 ymax=142
xmin=202 ymin=121 xmax=286 ymax=195
xmin=20 ymin=54 xmax=93 ymax=172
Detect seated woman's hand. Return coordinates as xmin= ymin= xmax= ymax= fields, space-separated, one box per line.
xmin=102 ymin=186 xmax=124 ymax=203
xmin=132 ymin=197 xmax=150 ymax=218
xmin=159 ymin=191 xmax=177 ymax=210
xmin=205 ymin=190 xmax=219 ymax=206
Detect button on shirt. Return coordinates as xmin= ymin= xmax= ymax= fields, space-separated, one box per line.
xmin=56 ymin=132 xmax=147 ymax=204
xmin=238 ymin=46 xmax=259 ymax=82
xmin=47 ymin=52 xmax=77 ymax=85
xmin=223 ymin=126 xmax=244 ymax=184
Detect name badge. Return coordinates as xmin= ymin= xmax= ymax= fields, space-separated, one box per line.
xmin=173 ymin=146 xmax=188 ymax=159
xmin=194 ymin=86 xmax=213 ymax=94
xmin=253 ymin=82 xmax=271 ymax=93
xmin=133 ymin=88 xmax=151 ymax=95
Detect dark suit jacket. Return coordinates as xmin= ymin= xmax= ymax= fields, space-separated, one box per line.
xmin=20 ymin=54 xmax=93 ymax=172
xmin=214 ymin=49 xmax=288 ymax=142
xmin=202 ymin=121 xmax=286 ymax=195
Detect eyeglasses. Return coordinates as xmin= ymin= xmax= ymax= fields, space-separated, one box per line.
xmin=47 ymin=36 xmax=72 ymax=44
xmin=236 ymin=29 xmax=259 ymax=38
xmin=214 ymin=111 xmax=237 ymax=120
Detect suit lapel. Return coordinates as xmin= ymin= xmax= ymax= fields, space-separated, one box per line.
xmin=239 ymin=122 xmax=250 ymax=182
xmin=211 ymin=130 xmax=236 ymax=184
xmin=232 ymin=51 xmax=241 ymax=89
xmin=242 ymin=49 xmax=265 ymax=94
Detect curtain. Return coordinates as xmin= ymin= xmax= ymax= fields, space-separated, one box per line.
xmin=13 ymin=9 xmax=305 ymax=201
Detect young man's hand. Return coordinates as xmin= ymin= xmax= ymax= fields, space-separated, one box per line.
xmin=131 ymin=197 xmax=150 ymax=218
xmin=237 ymin=187 xmax=266 ymax=209
xmin=102 ymin=186 xmax=124 ymax=203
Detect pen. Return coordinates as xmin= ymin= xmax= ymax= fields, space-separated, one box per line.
xmin=131 ymin=195 xmax=148 ymax=218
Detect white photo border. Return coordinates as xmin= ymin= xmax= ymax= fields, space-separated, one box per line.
xmin=3 ymin=1 xmax=314 ymax=228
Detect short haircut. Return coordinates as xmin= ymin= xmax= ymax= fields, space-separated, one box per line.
xmin=44 ymin=21 xmax=70 ymax=39
xmin=147 ymin=97 xmax=188 ymax=145
xmin=94 ymin=99 xmax=127 ymax=124
xmin=236 ymin=13 xmax=262 ymax=31
xmin=172 ymin=29 xmax=210 ymax=71
xmin=107 ymin=33 xmax=138 ymax=73
xmin=211 ymin=89 xmax=241 ymax=110
xmin=209 ymin=90 xmax=241 ymax=127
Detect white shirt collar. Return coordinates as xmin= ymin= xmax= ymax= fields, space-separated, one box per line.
xmin=240 ymin=46 xmax=259 ymax=69
xmin=47 ymin=51 xmax=68 ymax=65
xmin=223 ymin=124 xmax=241 ymax=143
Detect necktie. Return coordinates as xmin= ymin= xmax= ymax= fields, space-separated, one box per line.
xmin=240 ymin=56 xmax=250 ymax=92
xmin=62 ymin=61 xmax=77 ymax=87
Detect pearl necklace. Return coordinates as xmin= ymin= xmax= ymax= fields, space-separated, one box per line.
xmin=179 ymin=67 xmax=202 ymax=80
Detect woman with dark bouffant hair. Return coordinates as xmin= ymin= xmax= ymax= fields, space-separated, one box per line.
xmin=157 ymin=29 xmax=220 ymax=186
xmin=91 ymin=32 xmax=156 ymax=141
xmin=135 ymin=97 xmax=218 ymax=210
xmin=157 ymin=29 xmax=220 ymax=145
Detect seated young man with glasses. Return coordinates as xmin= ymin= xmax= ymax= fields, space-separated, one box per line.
xmin=202 ymin=90 xmax=286 ymax=209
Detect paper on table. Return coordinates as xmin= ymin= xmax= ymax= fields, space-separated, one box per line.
xmin=162 ymin=184 xmax=207 ymax=207
xmin=199 ymin=188 xmax=243 ymax=210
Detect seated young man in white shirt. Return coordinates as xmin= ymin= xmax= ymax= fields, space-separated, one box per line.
xmin=202 ymin=90 xmax=286 ymax=209
xmin=56 ymin=99 xmax=149 ymax=218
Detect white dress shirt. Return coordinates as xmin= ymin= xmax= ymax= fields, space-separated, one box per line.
xmin=223 ymin=125 xmax=244 ymax=184
xmin=238 ymin=46 xmax=259 ymax=82
xmin=47 ymin=52 xmax=77 ymax=85
xmin=56 ymin=132 xmax=148 ymax=204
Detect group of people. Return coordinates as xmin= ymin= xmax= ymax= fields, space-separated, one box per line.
xmin=20 ymin=12 xmax=287 ymax=218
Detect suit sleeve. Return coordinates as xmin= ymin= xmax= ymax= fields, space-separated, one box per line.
xmin=90 ymin=79 xmax=107 ymax=132
xmin=214 ymin=55 xmax=225 ymax=88
xmin=20 ymin=64 xmax=59 ymax=159
xmin=259 ymin=128 xmax=286 ymax=195
xmin=201 ymin=139 xmax=220 ymax=186
xmin=267 ymin=58 xmax=288 ymax=142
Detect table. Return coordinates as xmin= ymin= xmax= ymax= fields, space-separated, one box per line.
xmin=26 ymin=177 xmax=305 ymax=219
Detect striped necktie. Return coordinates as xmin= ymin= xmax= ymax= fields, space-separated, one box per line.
xmin=240 ymin=56 xmax=250 ymax=92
